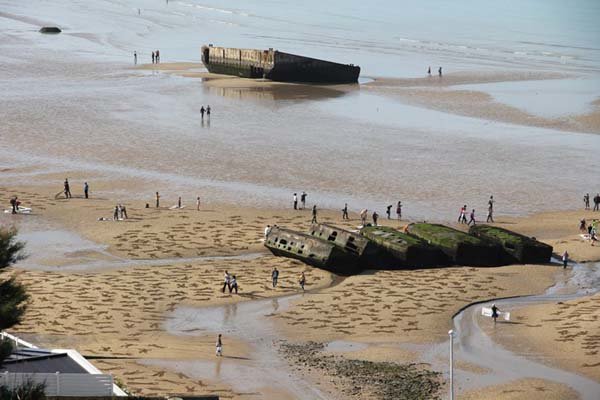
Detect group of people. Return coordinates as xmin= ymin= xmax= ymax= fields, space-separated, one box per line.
xmin=583 ymin=193 xmax=600 ymax=211
xmin=151 ymin=50 xmax=161 ymax=64
xmin=579 ymin=218 xmax=598 ymax=246
xmin=221 ymin=271 xmax=239 ymax=294
xmin=113 ymin=204 xmax=129 ymax=221
xmin=62 ymin=179 xmax=89 ymax=199
xmin=458 ymin=196 xmax=495 ymax=225
xmin=427 ymin=66 xmax=443 ymax=77
xmin=292 ymin=192 xmax=308 ymax=210
xmin=271 ymin=267 xmax=306 ymax=291
xmin=200 ymin=106 xmax=211 ymax=119
xmin=9 ymin=196 xmax=21 ymax=214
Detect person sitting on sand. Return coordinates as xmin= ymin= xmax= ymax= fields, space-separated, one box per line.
xmin=299 ymin=272 xmax=306 ymax=292
xmin=229 ymin=275 xmax=238 ymax=294
xmin=216 ymin=334 xmax=223 ymax=356
xmin=491 ymin=304 xmax=500 ymax=324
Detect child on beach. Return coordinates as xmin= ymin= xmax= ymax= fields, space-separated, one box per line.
xmin=216 ymin=334 xmax=223 ymax=356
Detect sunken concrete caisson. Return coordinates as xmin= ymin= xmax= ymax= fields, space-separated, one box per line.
xmin=360 ymin=226 xmax=449 ymax=268
xmin=469 ymin=225 xmax=553 ymax=264
xmin=265 ymin=226 xmax=361 ymax=275
xmin=406 ymin=223 xmax=505 ymax=267
xmin=39 ymin=27 xmax=62 ymax=34
xmin=309 ymin=223 xmax=378 ymax=266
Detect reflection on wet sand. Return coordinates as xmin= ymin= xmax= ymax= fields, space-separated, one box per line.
xmin=204 ymin=82 xmax=355 ymax=102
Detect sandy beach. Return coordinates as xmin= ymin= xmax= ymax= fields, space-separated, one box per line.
xmin=2 ymin=1 xmax=600 ymax=398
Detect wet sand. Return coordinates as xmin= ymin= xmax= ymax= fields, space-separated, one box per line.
xmin=3 ymin=176 xmax=599 ymax=398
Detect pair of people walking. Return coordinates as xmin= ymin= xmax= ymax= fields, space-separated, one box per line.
xmin=151 ymin=50 xmax=160 ymax=64
xmin=221 ymin=271 xmax=238 ymax=294
xmin=200 ymin=105 xmax=211 ymax=119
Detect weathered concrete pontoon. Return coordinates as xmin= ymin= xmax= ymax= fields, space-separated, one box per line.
xmin=406 ymin=223 xmax=505 ymax=267
xmin=309 ymin=223 xmax=378 ymax=265
xmin=361 ymin=226 xmax=449 ymax=268
xmin=264 ymin=226 xmax=361 ymax=274
xmin=201 ymin=45 xmax=360 ymax=83
xmin=469 ymin=225 xmax=553 ymax=264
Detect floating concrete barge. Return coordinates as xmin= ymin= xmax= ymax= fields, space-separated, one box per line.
xmin=406 ymin=223 xmax=505 ymax=267
xmin=469 ymin=225 xmax=553 ymax=264
xmin=201 ymin=45 xmax=360 ymax=83
xmin=264 ymin=226 xmax=360 ymax=274
xmin=309 ymin=223 xmax=377 ymax=265
xmin=361 ymin=226 xmax=449 ymax=268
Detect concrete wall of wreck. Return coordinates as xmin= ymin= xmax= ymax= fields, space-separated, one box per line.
xmin=208 ymin=46 xmax=274 ymax=67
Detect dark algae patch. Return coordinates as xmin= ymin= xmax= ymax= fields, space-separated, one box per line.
xmin=279 ymin=341 xmax=442 ymax=399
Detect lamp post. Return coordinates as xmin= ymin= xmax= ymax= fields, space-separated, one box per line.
xmin=448 ymin=329 xmax=454 ymax=400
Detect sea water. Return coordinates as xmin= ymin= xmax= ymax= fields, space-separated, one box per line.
xmin=1 ymin=0 xmax=599 ymax=220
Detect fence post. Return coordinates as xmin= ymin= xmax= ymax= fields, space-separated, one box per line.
xmin=56 ymin=372 xmax=60 ymax=396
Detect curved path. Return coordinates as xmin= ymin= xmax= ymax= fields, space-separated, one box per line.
xmin=451 ymin=262 xmax=600 ymax=399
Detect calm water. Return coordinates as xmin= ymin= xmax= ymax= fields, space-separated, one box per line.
xmin=1 ymin=0 xmax=600 ymax=220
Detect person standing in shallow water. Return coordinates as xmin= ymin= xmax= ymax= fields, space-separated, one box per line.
xmin=151 ymin=51 xmax=155 ymax=64
xmin=562 ymin=250 xmax=569 ymax=269
xmin=216 ymin=334 xmax=223 ymax=356
xmin=206 ymin=105 xmax=211 ymax=118
xmin=491 ymin=303 xmax=500 ymax=324
xmin=134 ymin=51 xmax=137 ymax=65
xmin=200 ymin=106 xmax=205 ymax=119
xmin=272 ymin=267 xmax=279 ymax=288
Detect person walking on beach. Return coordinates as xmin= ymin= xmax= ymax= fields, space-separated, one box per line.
xmin=206 ymin=105 xmax=211 ymax=118
xmin=360 ymin=209 xmax=368 ymax=226
xmin=216 ymin=334 xmax=223 ymax=356
xmin=396 ymin=201 xmax=402 ymax=220
xmin=342 ymin=203 xmax=349 ymax=220
xmin=487 ymin=197 xmax=494 ymax=223
xmin=200 ymin=106 xmax=205 ymax=119
xmin=272 ymin=267 xmax=279 ymax=288
xmin=222 ymin=271 xmax=231 ymax=293
xmin=134 ymin=51 xmax=137 ymax=65
xmin=372 ymin=211 xmax=379 ymax=226
xmin=229 ymin=275 xmax=238 ymax=294
xmin=301 ymin=191 xmax=307 ymax=209
xmin=155 ymin=192 xmax=160 ymax=208
xmin=491 ymin=303 xmax=500 ymax=324
xmin=84 ymin=182 xmax=89 ymax=199
xmin=458 ymin=205 xmax=466 ymax=224
xmin=386 ymin=205 xmax=392 ymax=219
xmin=468 ymin=209 xmax=476 ymax=226
xmin=196 ymin=196 xmax=201 ymax=211
xmin=594 ymin=194 xmax=600 ymax=211
xmin=113 ymin=205 xmax=119 ymax=221
xmin=438 ymin=67 xmax=443 ymax=77
xmin=584 ymin=193 xmax=590 ymax=210
xmin=64 ymin=179 xmax=72 ymax=199
xmin=427 ymin=66 xmax=431 ymax=76
xmin=299 ymin=272 xmax=306 ymax=292
xmin=562 ymin=250 xmax=569 ymax=269
xmin=151 ymin=51 xmax=155 ymax=64
xmin=311 ymin=205 xmax=318 ymax=223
